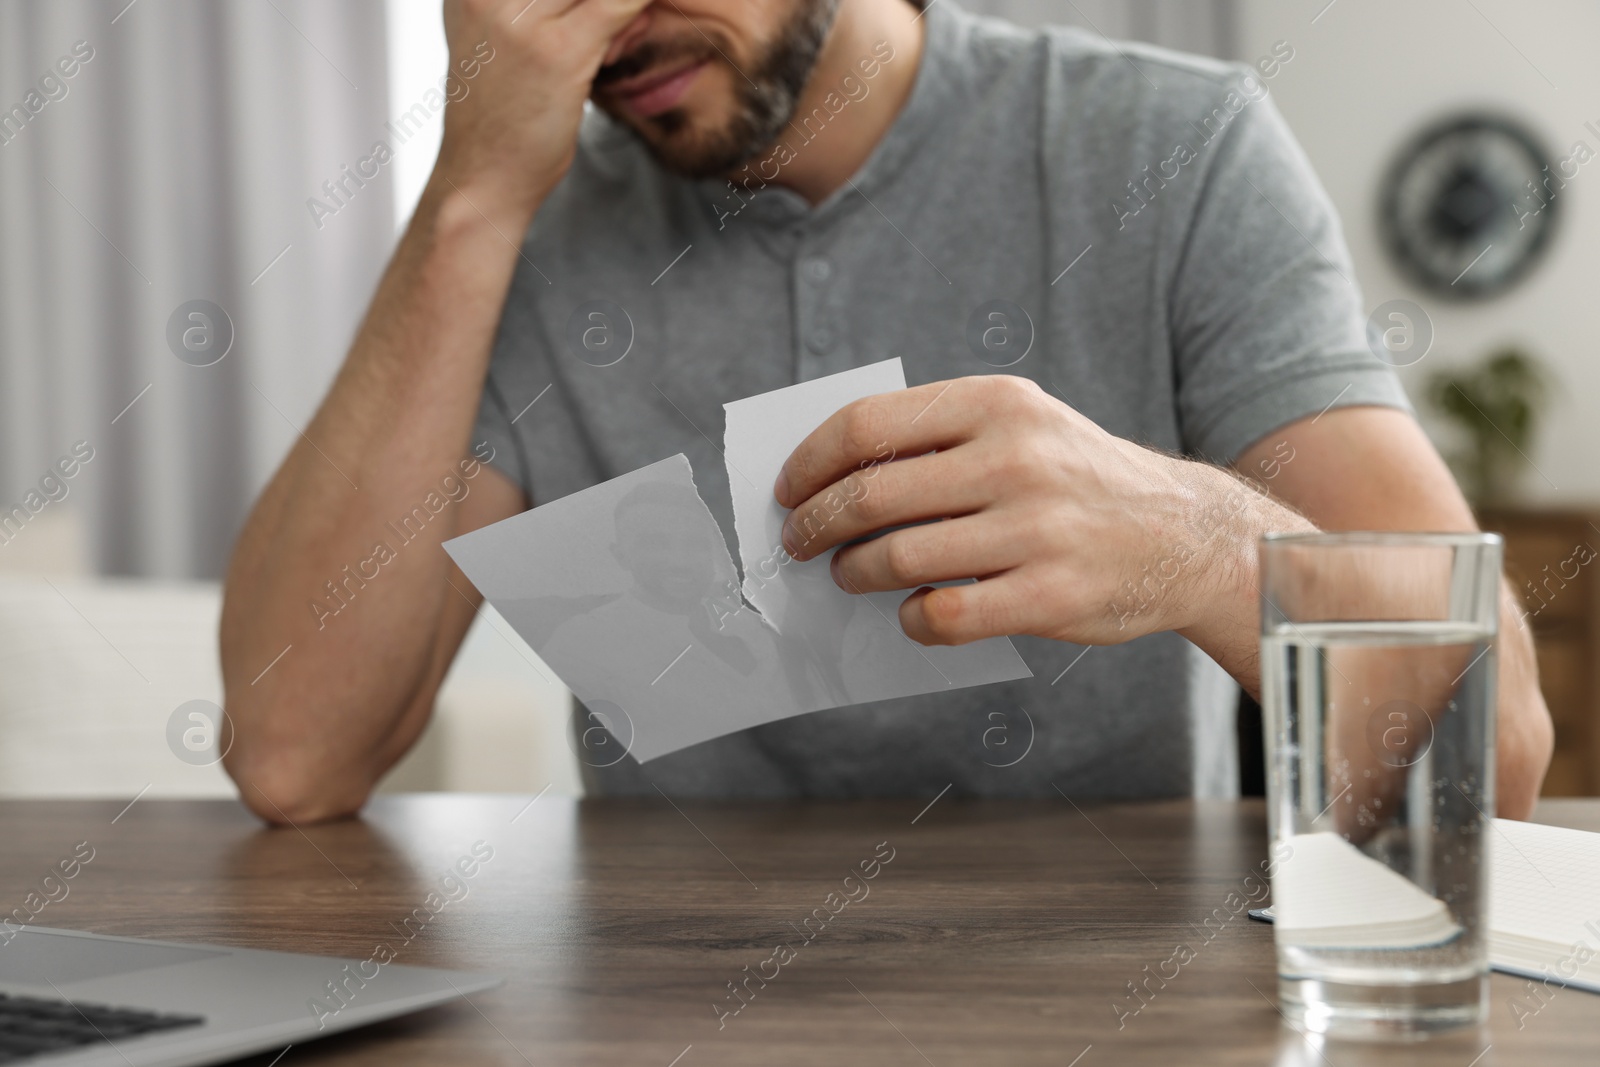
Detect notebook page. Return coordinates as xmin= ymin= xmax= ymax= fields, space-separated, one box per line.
xmin=1274 ymin=831 xmax=1459 ymax=946
xmin=1490 ymin=818 xmax=1600 ymax=956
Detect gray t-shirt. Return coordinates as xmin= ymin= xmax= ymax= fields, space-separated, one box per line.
xmin=471 ymin=1 xmax=1410 ymax=800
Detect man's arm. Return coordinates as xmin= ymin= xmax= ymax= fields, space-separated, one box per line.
xmin=221 ymin=0 xmax=652 ymax=825
xmin=1231 ymin=405 xmax=1553 ymax=819
xmin=774 ymin=378 xmax=1552 ymax=819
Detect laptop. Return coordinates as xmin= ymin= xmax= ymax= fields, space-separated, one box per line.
xmin=0 ymin=926 xmax=501 ymax=1065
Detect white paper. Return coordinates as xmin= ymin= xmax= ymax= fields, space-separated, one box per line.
xmin=725 ymin=359 xmax=907 ymax=631
xmin=445 ymin=456 xmax=802 ymax=762
xmin=445 ymin=361 xmax=1031 ymax=764
xmin=723 ymin=359 xmax=1031 ymax=707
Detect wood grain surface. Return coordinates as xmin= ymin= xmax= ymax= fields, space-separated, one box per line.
xmin=2 ymin=795 xmax=1596 ymax=1066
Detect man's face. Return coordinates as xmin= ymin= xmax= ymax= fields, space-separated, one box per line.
xmin=591 ymin=0 xmax=841 ymax=179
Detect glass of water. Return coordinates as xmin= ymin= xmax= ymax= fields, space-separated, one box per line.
xmin=1258 ymin=531 xmax=1502 ymax=1039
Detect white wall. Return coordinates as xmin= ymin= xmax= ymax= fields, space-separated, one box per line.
xmin=1237 ymin=0 xmax=1599 ymax=505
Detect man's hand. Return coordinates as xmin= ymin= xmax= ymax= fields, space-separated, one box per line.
xmin=436 ymin=0 xmax=653 ymax=218
xmin=773 ymin=382 xmax=1551 ymax=818
xmin=774 ymin=375 xmax=1307 ymax=649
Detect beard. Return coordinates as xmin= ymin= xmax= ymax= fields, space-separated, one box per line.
xmin=592 ymin=0 xmax=842 ymax=179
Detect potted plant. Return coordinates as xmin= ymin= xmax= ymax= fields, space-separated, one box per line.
xmin=1425 ymin=347 xmax=1550 ymax=506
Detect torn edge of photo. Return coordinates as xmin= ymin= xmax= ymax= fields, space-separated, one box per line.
xmin=444 ymin=360 xmax=1030 ymax=763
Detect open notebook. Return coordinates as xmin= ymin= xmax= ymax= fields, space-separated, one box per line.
xmin=1487 ymin=819 xmax=1600 ymax=991
xmin=1255 ymin=818 xmax=1600 ymax=993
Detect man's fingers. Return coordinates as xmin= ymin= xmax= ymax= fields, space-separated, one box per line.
xmin=475 ymin=0 xmax=649 ymax=45
xmin=898 ymin=577 xmax=1031 ymax=646
xmin=468 ymin=0 xmax=577 ymax=26
xmin=507 ymin=0 xmax=576 ymax=20
xmin=776 ymin=380 xmax=980 ymax=509
xmin=557 ymin=0 xmax=656 ymax=38
xmin=780 ymin=450 xmax=987 ymax=562
xmin=830 ymin=515 xmax=1023 ymax=594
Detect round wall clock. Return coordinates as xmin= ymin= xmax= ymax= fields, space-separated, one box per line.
xmin=1379 ymin=115 xmax=1557 ymax=300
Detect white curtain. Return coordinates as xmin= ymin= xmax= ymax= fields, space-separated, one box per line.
xmin=964 ymin=0 xmax=1237 ymax=59
xmin=0 ymin=0 xmax=394 ymax=578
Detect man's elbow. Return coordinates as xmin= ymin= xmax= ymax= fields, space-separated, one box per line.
xmin=223 ymin=745 xmax=371 ymax=826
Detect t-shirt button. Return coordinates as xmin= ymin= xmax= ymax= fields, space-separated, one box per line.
xmin=802 ymin=257 xmax=833 ymax=284
xmin=806 ymin=327 xmax=835 ymax=353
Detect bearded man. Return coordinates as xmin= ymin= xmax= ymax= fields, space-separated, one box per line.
xmin=219 ymin=0 xmax=1551 ymax=822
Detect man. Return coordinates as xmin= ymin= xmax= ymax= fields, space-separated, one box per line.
xmin=219 ymin=0 xmax=1552 ymax=823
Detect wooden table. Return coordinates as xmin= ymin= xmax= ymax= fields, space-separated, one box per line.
xmin=4 ymin=795 xmax=1596 ymax=1066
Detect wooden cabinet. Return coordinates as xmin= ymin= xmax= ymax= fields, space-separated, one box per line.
xmin=1477 ymin=508 xmax=1600 ymax=796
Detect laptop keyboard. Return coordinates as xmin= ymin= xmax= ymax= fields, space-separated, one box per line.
xmin=0 ymin=992 xmax=203 ymax=1062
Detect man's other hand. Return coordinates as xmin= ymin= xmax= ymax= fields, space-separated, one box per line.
xmin=436 ymin=0 xmax=654 ymax=218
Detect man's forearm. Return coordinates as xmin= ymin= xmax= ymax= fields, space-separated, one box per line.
xmin=1178 ymin=463 xmax=1551 ymax=820
xmin=220 ymin=179 xmax=536 ymax=821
